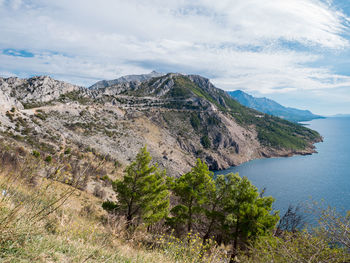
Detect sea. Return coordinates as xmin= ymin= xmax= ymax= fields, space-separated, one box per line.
xmin=215 ymin=117 xmax=350 ymax=217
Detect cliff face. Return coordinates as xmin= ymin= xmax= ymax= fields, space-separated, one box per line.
xmin=0 ymin=73 xmax=322 ymax=176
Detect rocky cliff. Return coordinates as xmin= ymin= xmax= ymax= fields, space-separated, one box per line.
xmin=0 ymin=73 xmax=322 ymax=176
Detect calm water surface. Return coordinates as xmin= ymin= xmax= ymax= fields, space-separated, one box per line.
xmin=216 ymin=117 xmax=350 ymax=215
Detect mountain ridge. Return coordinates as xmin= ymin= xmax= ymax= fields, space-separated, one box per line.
xmin=229 ymin=90 xmax=323 ymax=122
xmin=0 ymin=73 xmax=322 ymax=175
xmin=89 ymin=71 xmax=165 ymax=90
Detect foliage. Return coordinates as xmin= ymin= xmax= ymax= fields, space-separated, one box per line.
xmin=169 ymin=75 xmax=321 ymax=150
xmin=44 ymin=155 xmax=52 ymax=163
xmin=64 ymin=148 xmax=71 ymax=155
xmin=59 ymin=91 xmax=91 ymax=104
xmin=108 ymin=146 xmax=169 ymax=227
xmin=276 ymin=204 xmax=306 ymax=235
xmin=102 ymin=200 xmax=118 ymax=211
xmin=0 ymin=153 xmax=173 ymax=263
xmin=0 ymin=140 xmax=349 ymax=263
xmin=201 ymin=135 xmax=211 ymax=149
xmin=167 ymin=161 xmax=279 ymax=260
xmin=190 ymin=113 xmax=200 ymax=130
xmin=155 ymin=231 xmax=228 ymax=263
xmin=167 ymin=159 xmax=215 ymax=234
xmin=32 ymin=150 xmax=40 ymax=158
xmin=240 ymin=231 xmax=349 ymax=263
xmin=220 ymin=173 xmax=279 ymax=260
xmin=202 ymin=173 xmax=240 ymax=242
xmin=317 ymin=206 xmax=350 ymax=249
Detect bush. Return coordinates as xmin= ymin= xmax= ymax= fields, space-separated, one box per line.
xmin=201 ymin=135 xmax=211 ymax=149
xmin=102 ymin=200 xmax=118 ymax=212
xmin=64 ymin=148 xmax=71 ymax=155
xmin=190 ymin=113 xmax=200 ymax=130
xmin=32 ymin=150 xmax=40 ymax=158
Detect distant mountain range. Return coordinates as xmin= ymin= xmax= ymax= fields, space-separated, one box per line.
xmin=330 ymin=114 xmax=350 ymax=118
xmin=228 ymin=90 xmax=323 ymax=122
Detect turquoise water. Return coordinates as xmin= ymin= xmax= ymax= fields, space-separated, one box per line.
xmin=216 ymin=117 xmax=350 ymax=215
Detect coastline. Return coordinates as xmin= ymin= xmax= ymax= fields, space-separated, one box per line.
xmin=211 ymin=136 xmax=323 ymax=171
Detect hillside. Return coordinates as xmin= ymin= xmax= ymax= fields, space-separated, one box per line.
xmin=0 ymin=73 xmax=321 ymax=176
xmin=229 ymin=90 xmax=323 ymax=122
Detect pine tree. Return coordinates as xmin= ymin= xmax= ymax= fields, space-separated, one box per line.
xmin=167 ymin=159 xmax=216 ymax=234
xmin=220 ymin=173 xmax=279 ymax=262
xmin=202 ymin=173 xmax=240 ymax=243
xmin=108 ymin=146 xmax=169 ymax=228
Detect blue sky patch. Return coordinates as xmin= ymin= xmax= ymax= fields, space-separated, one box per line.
xmin=3 ymin=49 xmax=34 ymax=58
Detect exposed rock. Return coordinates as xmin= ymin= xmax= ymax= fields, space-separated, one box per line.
xmin=0 ymin=73 xmax=322 ymax=177
xmin=89 ymin=71 xmax=165 ymax=89
xmin=0 ymin=76 xmax=81 ymax=105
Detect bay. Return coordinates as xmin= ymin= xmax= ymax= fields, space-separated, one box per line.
xmin=215 ymin=117 xmax=350 ymax=215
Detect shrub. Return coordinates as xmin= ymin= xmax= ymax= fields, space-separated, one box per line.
xmin=44 ymin=155 xmax=52 ymax=163
xmin=201 ymin=135 xmax=211 ymax=149
xmin=32 ymin=150 xmax=40 ymax=158
xmin=102 ymin=200 xmax=118 ymax=212
xmin=190 ymin=113 xmax=201 ymax=130
xmin=64 ymin=148 xmax=71 ymax=155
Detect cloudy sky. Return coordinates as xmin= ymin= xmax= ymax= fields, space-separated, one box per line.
xmin=1 ymin=0 xmax=350 ymax=115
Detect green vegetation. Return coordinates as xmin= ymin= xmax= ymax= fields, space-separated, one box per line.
xmin=167 ymin=159 xmax=215 ymax=233
xmin=104 ymin=149 xmax=280 ymax=261
xmin=190 ymin=113 xmax=200 ymax=130
xmin=44 ymin=155 xmax=52 ymax=163
xmin=0 ymin=143 xmax=348 ymax=263
xmin=201 ymin=135 xmax=211 ymax=149
xmin=22 ymin=101 xmax=52 ymax=109
xmin=167 ymin=75 xmax=321 ymax=150
xmin=104 ymin=146 xmax=169 ymax=228
xmin=0 ymin=147 xmax=178 ymax=263
xmin=59 ymin=91 xmax=91 ymax=104
xmin=102 ymin=147 xmax=349 ymax=262
xmin=167 ymin=160 xmax=278 ymax=261
xmin=32 ymin=150 xmax=40 ymax=158
xmin=64 ymin=147 xmax=71 ymax=154
xmin=221 ymin=174 xmax=278 ymax=260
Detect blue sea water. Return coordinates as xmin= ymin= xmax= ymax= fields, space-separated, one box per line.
xmin=216 ymin=117 xmax=350 ymax=215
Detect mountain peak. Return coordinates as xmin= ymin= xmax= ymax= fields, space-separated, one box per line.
xmin=89 ymin=71 xmax=165 ymax=89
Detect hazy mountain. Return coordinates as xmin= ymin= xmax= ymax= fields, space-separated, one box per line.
xmin=330 ymin=114 xmax=350 ymax=118
xmin=228 ymin=90 xmax=323 ymax=122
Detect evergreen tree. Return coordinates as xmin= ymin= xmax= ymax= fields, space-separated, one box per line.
xmin=221 ymin=173 xmax=279 ymax=262
xmin=202 ymin=173 xmax=240 ymax=243
xmin=106 ymin=146 xmax=169 ymax=228
xmin=167 ymin=159 xmax=215 ymax=234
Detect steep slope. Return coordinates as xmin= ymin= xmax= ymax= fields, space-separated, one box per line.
xmin=229 ymin=90 xmax=323 ymax=122
xmin=0 ymin=74 xmax=322 ymax=175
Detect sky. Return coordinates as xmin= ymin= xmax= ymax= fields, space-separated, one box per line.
xmin=1 ymin=0 xmax=350 ymax=115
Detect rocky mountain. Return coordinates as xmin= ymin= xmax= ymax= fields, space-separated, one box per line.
xmin=0 ymin=73 xmax=322 ymax=176
xmin=229 ymin=90 xmax=323 ymax=122
xmin=89 ymin=71 xmax=165 ymax=90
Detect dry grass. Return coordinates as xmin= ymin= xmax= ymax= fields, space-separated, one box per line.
xmin=0 ymin=154 xmax=213 ymax=263
xmin=0 ymin=172 xmax=178 ymax=263
xmin=0 ymin=140 xmax=230 ymax=263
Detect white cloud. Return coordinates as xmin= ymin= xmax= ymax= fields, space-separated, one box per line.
xmin=0 ymin=0 xmax=349 ymax=102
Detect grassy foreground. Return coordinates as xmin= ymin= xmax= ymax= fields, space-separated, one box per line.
xmin=0 ymin=150 xmax=228 ymax=263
